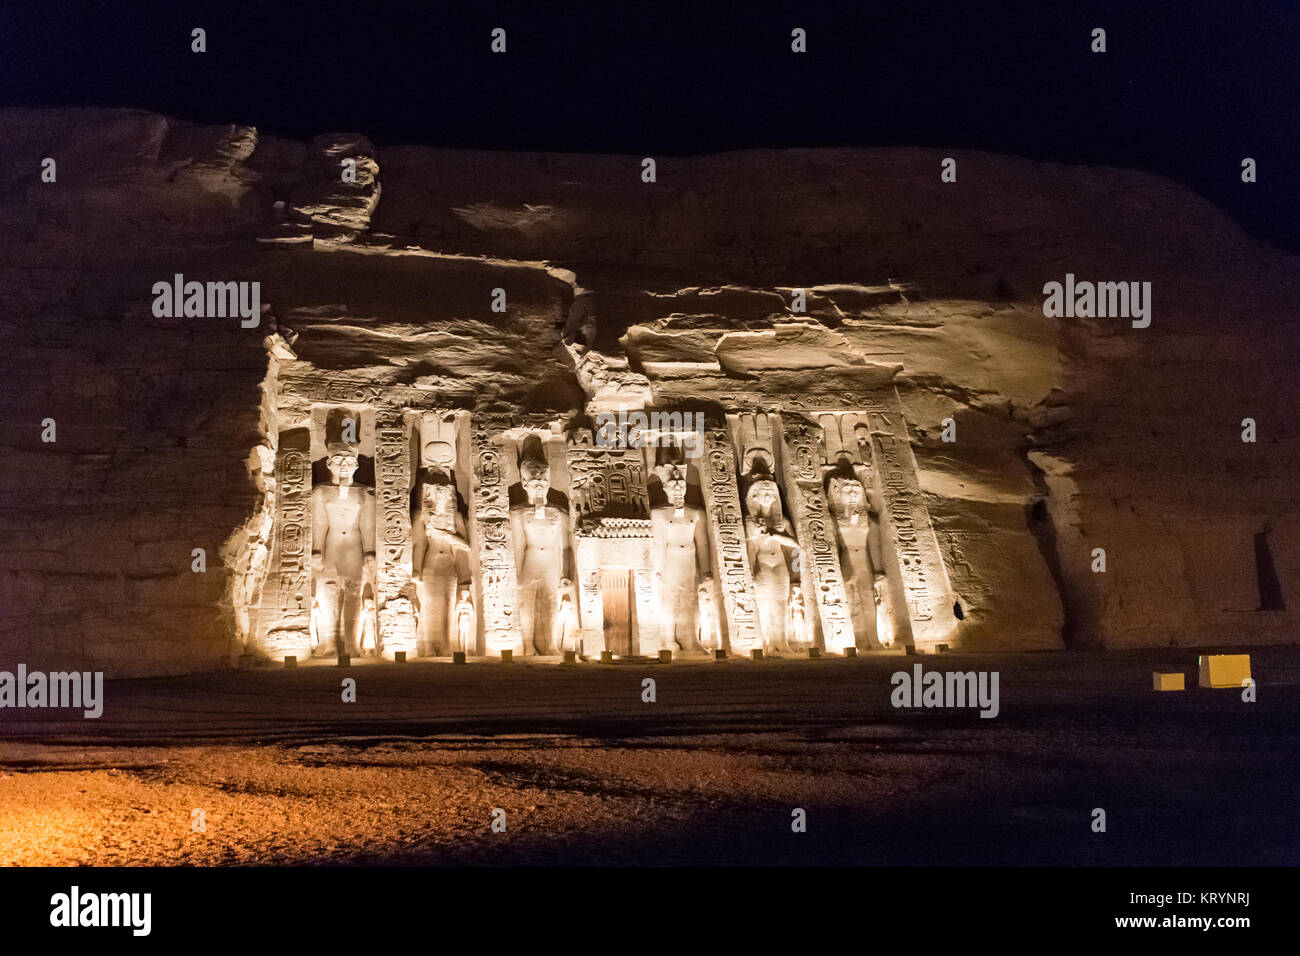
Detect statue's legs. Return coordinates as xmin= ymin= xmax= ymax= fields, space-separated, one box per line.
xmin=535 ymin=580 xmax=562 ymax=655
xmin=754 ymin=572 xmax=790 ymax=652
xmin=516 ymin=577 xmax=538 ymax=654
xmin=338 ymin=578 xmax=362 ymax=656
xmin=846 ymin=575 xmax=878 ymax=649
xmin=873 ymin=579 xmax=894 ymax=647
xmin=426 ymin=576 xmax=455 ymax=656
xmin=534 ymin=583 xmax=558 ymax=655
xmin=518 ymin=567 xmax=559 ymax=655
xmin=662 ymin=574 xmax=702 ymax=654
xmin=314 ymin=577 xmax=342 ymax=655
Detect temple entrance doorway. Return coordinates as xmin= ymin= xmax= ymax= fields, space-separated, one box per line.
xmin=600 ymin=569 xmax=634 ymax=655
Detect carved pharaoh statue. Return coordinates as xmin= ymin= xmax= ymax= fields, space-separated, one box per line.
xmin=650 ymin=463 xmax=712 ymax=654
xmin=743 ymin=453 xmax=800 ymax=653
xmin=412 ymin=473 xmax=471 ymax=656
xmin=509 ymin=435 xmax=575 ymax=655
xmin=827 ymin=466 xmax=887 ymax=648
xmin=311 ymin=440 xmax=377 ymax=657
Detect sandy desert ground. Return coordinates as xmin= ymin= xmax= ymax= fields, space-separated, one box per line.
xmin=1 ymin=647 xmax=1297 ymax=866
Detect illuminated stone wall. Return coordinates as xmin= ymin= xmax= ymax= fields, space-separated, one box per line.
xmin=2 ymin=108 xmax=1297 ymax=675
xmin=246 ymin=371 xmax=957 ymax=661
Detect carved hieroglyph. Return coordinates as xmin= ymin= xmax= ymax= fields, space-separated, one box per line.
xmin=780 ymin=415 xmax=857 ymax=652
xmin=697 ymin=421 xmax=763 ymax=651
xmin=471 ymin=423 xmax=523 ymax=653
xmin=255 ymin=427 xmax=313 ymax=659
xmin=863 ymin=389 xmax=959 ymax=650
xmin=375 ymin=411 xmax=417 ymax=656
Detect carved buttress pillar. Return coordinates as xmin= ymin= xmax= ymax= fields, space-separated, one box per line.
xmin=374 ymin=410 xmax=417 ymax=657
xmin=780 ymin=416 xmax=856 ymax=652
xmin=865 ymin=388 xmax=960 ymax=650
xmin=255 ymin=427 xmax=313 ymax=660
xmin=471 ymin=423 xmax=524 ymax=653
xmin=697 ymin=420 xmax=763 ymax=652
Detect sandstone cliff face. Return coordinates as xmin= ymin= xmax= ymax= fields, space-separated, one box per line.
xmin=1 ymin=108 xmax=1296 ymax=675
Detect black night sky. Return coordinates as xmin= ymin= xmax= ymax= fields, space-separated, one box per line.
xmin=1 ymin=0 xmax=1297 ymax=252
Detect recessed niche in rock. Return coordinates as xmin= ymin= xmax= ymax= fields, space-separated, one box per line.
xmin=242 ymin=335 xmax=963 ymax=662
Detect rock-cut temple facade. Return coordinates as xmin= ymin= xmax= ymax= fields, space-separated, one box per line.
xmin=252 ymin=366 xmax=960 ymax=662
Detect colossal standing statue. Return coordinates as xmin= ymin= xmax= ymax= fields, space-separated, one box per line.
xmin=311 ymin=442 xmax=376 ymax=657
xmin=411 ymin=474 xmax=471 ymax=656
xmin=509 ymin=436 xmax=574 ymax=655
xmin=827 ymin=467 xmax=887 ymax=648
xmin=650 ymin=464 xmax=712 ymax=654
xmin=743 ymin=455 xmax=800 ymax=653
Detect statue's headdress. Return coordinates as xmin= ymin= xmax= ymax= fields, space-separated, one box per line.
xmin=518 ymin=434 xmax=549 ymax=480
xmin=422 ymin=439 xmax=455 ymax=469
xmin=325 ymin=407 xmax=361 ymax=457
xmin=742 ymin=447 xmax=775 ymax=480
xmin=825 ymin=461 xmax=869 ymax=514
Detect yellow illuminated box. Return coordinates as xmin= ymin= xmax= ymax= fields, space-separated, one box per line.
xmin=1198 ymin=654 xmax=1251 ymax=689
xmin=1152 ymin=672 xmax=1184 ymax=691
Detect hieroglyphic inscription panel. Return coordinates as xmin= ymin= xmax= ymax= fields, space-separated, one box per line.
xmin=780 ymin=416 xmax=856 ymax=652
xmin=865 ymin=388 xmax=958 ymax=649
xmin=256 ymin=427 xmax=313 ymax=658
xmin=375 ymin=411 xmax=416 ymax=655
xmin=697 ymin=421 xmax=762 ymax=651
xmin=471 ymin=422 xmax=523 ymax=653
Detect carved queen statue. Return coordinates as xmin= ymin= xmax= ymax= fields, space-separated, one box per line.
xmin=827 ymin=462 xmax=887 ymax=648
xmin=411 ymin=466 xmax=471 ymax=657
xmin=742 ymin=449 xmax=800 ymax=653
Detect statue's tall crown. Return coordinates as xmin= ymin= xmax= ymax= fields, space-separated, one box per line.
xmin=518 ymin=434 xmax=549 ymax=479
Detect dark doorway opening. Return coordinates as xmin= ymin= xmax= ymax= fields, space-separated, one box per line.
xmin=1255 ymin=530 xmax=1286 ymax=611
